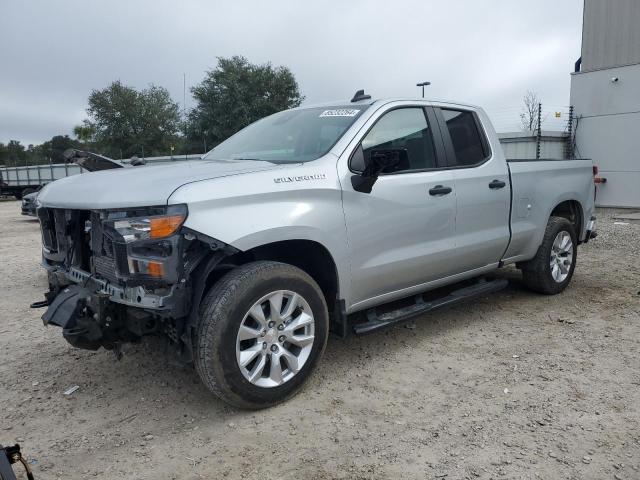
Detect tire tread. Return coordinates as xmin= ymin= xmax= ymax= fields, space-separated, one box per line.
xmin=194 ymin=261 xmax=327 ymax=409
xmin=521 ymin=216 xmax=577 ymax=295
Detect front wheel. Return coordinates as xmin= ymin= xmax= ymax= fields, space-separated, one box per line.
xmin=194 ymin=261 xmax=329 ymax=409
xmin=520 ymin=216 xmax=578 ymax=295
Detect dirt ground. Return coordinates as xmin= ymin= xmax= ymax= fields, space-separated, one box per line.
xmin=1 ymin=199 xmax=639 ymax=480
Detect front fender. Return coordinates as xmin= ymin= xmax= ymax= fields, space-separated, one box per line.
xmin=168 ymin=163 xmax=352 ymax=303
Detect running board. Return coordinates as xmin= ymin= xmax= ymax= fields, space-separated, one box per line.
xmin=352 ymin=278 xmax=508 ymax=335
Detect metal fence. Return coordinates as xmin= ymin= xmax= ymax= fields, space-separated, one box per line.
xmin=487 ymin=104 xmax=575 ymax=159
xmin=486 ymin=104 xmax=573 ymax=134
xmin=498 ymin=131 xmax=570 ymax=160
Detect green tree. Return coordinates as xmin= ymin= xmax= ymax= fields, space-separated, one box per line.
xmin=186 ymin=56 xmax=304 ymax=151
xmin=3 ymin=140 xmax=27 ymax=167
xmin=84 ymin=81 xmax=181 ymax=158
xmin=0 ymin=143 xmax=8 ymax=166
xmin=73 ymin=120 xmax=96 ymax=146
xmin=1 ymin=141 xmax=34 ymax=166
xmin=38 ymin=135 xmax=81 ymax=163
xmin=25 ymin=144 xmax=39 ymax=165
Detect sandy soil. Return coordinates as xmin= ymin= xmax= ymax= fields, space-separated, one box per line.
xmin=1 ymin=200 xmax=639 ymax=480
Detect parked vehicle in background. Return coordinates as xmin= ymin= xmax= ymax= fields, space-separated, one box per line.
xmin=21 ymin=191 xmax=38 ymax=217
xmin=0 ymin=151 xmax=202 ymax=199
xmin=1 ymin=162 xmax=84 ymax=199
xmin=34 ymin=92 xmax=597 ymax=408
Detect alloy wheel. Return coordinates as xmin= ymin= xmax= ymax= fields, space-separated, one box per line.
xmin=549 ymin=231 xmax=573 ymax=283
xmin=235 ymin=290 xmax=315 ymax=388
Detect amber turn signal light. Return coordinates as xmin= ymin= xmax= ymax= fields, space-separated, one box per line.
xmin=150 ymin=214 xmax=186 ymax=239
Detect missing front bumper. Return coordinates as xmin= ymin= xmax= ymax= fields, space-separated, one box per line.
xmin=39 ymin=266 xmax=189 ymax=352
xmin=49 ymin=266 xmax=184 ymax=311
xmin=42 ymin=284 xmax=104 ymax=350
xmin=41 ymin=282 xmax=161 ymax=351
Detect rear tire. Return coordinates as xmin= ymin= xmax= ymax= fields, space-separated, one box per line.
xmin=520 ymin=216 xmax=577 ymax=295
xmin=194 ymin=261 xmax=329 ymax=409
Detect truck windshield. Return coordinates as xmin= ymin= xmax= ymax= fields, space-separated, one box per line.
xmin=203 ymin=106 xmax=366 ymax=163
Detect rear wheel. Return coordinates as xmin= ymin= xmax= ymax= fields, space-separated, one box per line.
xmin=194 ymin=261 xmax=329 ymax=409
xmin=520 ymin=216 xmax=577 ymax=294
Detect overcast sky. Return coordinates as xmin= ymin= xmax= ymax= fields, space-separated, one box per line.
xmin=0 ymin=0 xmax=584 ymax=146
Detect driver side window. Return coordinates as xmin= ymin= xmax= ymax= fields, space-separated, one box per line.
xmin=356 ymin=108 xmax=437 ymax=173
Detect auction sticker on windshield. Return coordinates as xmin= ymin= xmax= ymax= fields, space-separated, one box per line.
xmin=319 ymin=109 xmax=360 ymax=117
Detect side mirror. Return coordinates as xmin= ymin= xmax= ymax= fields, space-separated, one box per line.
xmin=351 ymin=147 xmax=408 ymax=193
xmin=364 ymin=149 xmax=407 ymax=176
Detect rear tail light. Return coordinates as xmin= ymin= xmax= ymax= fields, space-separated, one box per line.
xmin=593 ymin=165 xmax=606 ymax=184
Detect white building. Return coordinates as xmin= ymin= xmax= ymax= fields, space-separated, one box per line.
xmin=570 ymin=0 xmax=640 ymax=208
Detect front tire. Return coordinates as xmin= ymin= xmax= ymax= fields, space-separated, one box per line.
xmin=520 ymin=216 xmax=578 ymax=295
xmin=194 ymin=261 xmax=329 ymax=409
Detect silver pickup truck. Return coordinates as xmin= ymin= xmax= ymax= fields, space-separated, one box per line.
xmin=35 ymin=91 xmax=597 ymax=408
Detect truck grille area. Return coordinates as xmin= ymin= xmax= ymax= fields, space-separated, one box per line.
xmin=38 ymin=208 xmax=60 ymax=253
xmin=93 ymin=255 xmax=119 ymax=283
xmin=38 ymin=207 xmax=127 ymax=284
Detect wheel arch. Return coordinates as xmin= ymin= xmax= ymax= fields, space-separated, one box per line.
xmin=202 ymin=239 xmax=340 ymax=314
xmin=549 ymin=199 xmax=584 ymax=240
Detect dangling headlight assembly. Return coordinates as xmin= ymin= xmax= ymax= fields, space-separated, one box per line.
xmin=106 ymin=205 xmax=187 ymax=243
xmin=102 ymin=205 xmax=188 ymax=282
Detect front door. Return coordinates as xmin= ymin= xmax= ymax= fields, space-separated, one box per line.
xmin=341 ymin=106 xmax=458 ymax=310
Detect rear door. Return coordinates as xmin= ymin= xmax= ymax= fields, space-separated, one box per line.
xmin=434 ymin=107 xmax=511 ymax=272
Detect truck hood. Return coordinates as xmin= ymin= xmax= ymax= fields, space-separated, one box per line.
xmin=62 ymin=148 xmax=128 ymax=172
xmin=37 ymin=159 xmax=283 ymax=209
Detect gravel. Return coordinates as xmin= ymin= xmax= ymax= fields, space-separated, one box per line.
xmin=1 ymin=201 xmax=639 ymax=479
xmin=590 ymin=208 xmax=640 ymax=257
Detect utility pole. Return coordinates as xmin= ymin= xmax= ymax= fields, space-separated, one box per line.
xmin=536 ymin=103 xmax=542 ymax=160
xmin=416 ymin=81 xmax=431 ymax=98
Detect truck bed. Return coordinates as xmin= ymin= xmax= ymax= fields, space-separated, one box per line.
xmin=503 ymin=158 xmax=595 ymax=263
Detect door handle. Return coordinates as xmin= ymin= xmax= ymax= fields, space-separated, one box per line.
xmin=429 ymin=185 xmax=452 ymax=196
xmin=489 ymin=179 xmax=506 ymax=189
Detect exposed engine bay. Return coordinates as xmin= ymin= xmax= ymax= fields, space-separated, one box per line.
xmin=36 ymin=204 xmax=236 ymax=360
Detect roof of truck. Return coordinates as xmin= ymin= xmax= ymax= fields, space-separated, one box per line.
xmin=299 ymin=97 xmax=482 ymax=110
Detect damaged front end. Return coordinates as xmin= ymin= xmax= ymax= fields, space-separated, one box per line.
xmin=35 ymin=204 xmax=236 ymax=359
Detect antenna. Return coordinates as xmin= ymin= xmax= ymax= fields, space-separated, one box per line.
xmin=351 ymin=89 xmax=372 ymax=102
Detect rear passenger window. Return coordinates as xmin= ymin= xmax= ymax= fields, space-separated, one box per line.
xmin=441 ymin=109 xmax=488 ymax=166
xmin=359 ymin=108 xmax=437 ymax=173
